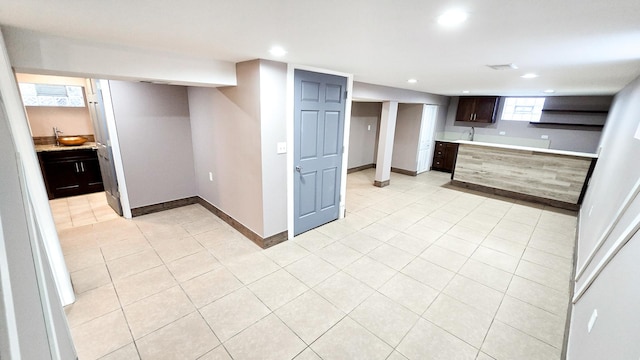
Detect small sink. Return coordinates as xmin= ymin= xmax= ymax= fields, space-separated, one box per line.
xmin=58 ymin=136 xmax=88 ymax=146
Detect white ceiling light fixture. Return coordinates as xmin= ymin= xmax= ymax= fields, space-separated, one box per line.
xmin=521 ymin=73 xmax=539 ymax=79
xmin=269 ymin=46 xmax=287 ymax=57
xmin=462 ymin=90 xmax=470 ymax=94
xmin=543 ymin=89 xmax=555 ymax=93
xmin=437 ymin=9 xmax=469 ymax=26
xmin=407 ymin=79 xmax=418 ymax=84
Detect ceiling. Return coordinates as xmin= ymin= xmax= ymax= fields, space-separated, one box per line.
xmin=1 ymin=0 xmax=639 ymax=96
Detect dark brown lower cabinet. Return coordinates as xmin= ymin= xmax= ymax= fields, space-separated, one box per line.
xmin=38 ymin=149 xmax=104 ymax=199
xmin=431 ymin=141 xmax=459 ymax=173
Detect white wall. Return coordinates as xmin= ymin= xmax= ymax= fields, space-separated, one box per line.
xmin=189 ymin=60 xmax=265 ymax=236
xmin=443 ymin=97 xmax=603 ymax=153
xmin=108 ymin=81 xmax=196 ymax=208
xmin=259 ymin=60 xmax=288 ymax=237
xmin=348 ymin=102 xmax=381 ymax=169
xmin=567 ymin=75 xmax=640 ymax=359
xmin=391 ymin=103 xmax=422 ymax=172
xmin=2 ymin=26 xmax=236 ymax=87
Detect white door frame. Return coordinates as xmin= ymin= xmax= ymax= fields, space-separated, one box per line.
xmin=286 ymin=64 xmax=354 ymax=240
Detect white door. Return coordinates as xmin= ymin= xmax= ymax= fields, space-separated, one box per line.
xmin=417 ymin=104 xmax=438 ymax=173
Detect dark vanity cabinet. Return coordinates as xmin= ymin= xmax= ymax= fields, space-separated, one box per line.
xmin=432 ymin=141 xmax=459 ymax=173
xmin=38 ymin=149 xmax=104 ymax=199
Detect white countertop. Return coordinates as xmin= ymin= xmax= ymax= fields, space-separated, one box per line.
xmin=455 ymin=140 xmax=598 ymax=158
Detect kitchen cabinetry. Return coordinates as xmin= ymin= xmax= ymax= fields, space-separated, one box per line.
xmin=38 ymin=149 xmax=104 ymax=199
xmin=455 ymin=96 xmax=500 ymax=123
xmin=432 ymin=141 xmax=459 ymax=173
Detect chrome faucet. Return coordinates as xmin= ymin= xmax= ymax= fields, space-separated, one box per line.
xmin=469 ymin=127 xmax=475 ymax=141
xmin=53 ymin=126 xmax=63 ymax=146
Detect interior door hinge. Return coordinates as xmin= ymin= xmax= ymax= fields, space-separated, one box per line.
xmin=344 ymin=90 xmax=348 ymax=99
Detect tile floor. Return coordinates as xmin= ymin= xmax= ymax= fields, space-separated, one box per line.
xmin=56 ymin=169 xmax=576 ymax=360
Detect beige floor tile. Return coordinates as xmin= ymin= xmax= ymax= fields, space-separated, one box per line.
xmin=397 ymin=318 xmax=477 ymax=360
xmin=64 ymin=284 xmax=120 ymax=328
xmin=166 ymin=250 xmax=221 ymax=283
xmin=343 ymin=256 xmax=397 ymax=289
xmin=481 ymin=321 xmax=561 ymax=360
xmin=100 ymin=236 xmax=152 ymax=261
xmin=107 ymin=250 xmax=163 ymax=280
xmin=350 ymin=293 xmax=419 ymax=346
xmin=263 ymin=241 xmax=310 ymax=267
xmin=182 ymin=268 xmax=243 ymax=308
xmin=314 ymin=271 xmax=374 ymax=313
xmin=285 ymin=254 xmax=339 ymax=287
xmin=507 ymin=276 xmax=569 ymax=317
xmin=200 ymin=287 xmax=270 ymax=342
xmin=64 ymin=247 xmax=105 ymax=272
xmin=386 ymin=351 xmax=409 ymax=360
xmin=224 ymin=314 xmax=306 ymax=360
xmin=71 ymin=263 xmax=112 ymax=294
xmin=315 ymin=241 xmax=363 ymax=269
xmin=198 ymin=346 xmax=232 ymax=360
xmin=339 ymin=232 xmax=383 ymax=254
xmin=152 ymin=237 xmax=204 ymax=263
xmin=204 ymin=234 xmax=260 ymax=260
xmin=386 ymin=233 xmax=431 ymax=256
xmin=527 ymin=237 xmax=574 ymax=260
xmin=340 ymin=212 xmax=375 ymax=230
xmin=311 ymin=317 xmax=393 ymax=360
xmin=315 ymin=220 xmax=357 ymax=240
xmin=222 ymin=252 xmax=279 ymax=284
xmin=480 ymin=235 xmax=526 ymax=258
xmin=99 ymin=343 xmax=140 ymax=360
xmin=292 ymin=230 xmax=336 ymax=252
xmin=401 ymin=257 xmax=455 ymax=291
xmin=123 ymin=286 xmax=195 ymax=339
xmin=181 ymin=218 xmax=222 ymax=236
xmin=424 ymin=294 xmax=493 ymax=348
xmin=70 ymin=310 xmax=132 ymax=360
xmin=521 ymin=247 xmax=572 ymax=273
xmin=378 ymin=273 xmax=439 ymax=315
xmin=360 ymin=222 xmax=400 ymax=242
xmin=430 ymin=208 xmax=467 ymax=223
xmin=495 ymin=296 xmax=565 ymax=349
xmin=293 ymin=348 xmax=322 ymax=360
xmin=367 ymin=244 xmax=415 ymax=271
xmin=136 ymin=312 xmax=219 ymax=359
xmin=416 ymin=215 xmax=456 ymax=233
xmin=376 ymin=210 xmax=424 ymax=231
xmin=248 ymin=269 xmax=308 ymax=310
xmin=434 ymin=234 xmax=479 ymax=257
xmin=459 ymin=259 xmax=512 ymax=292
xmin=515 ymin=260 xmax=569 ymax=292
xmin=114 ymin=265 xmax=177 ymax=305
xmin=446 ymin=224 xmax=488 ymax=244
xmin=402 ymin=223 xmax=444 ymax=244
xmin=471 ymin=246 xmax=519 ymax=273
xmin=475 ymin=351 xmax=496 ymax=360
xmin=443 ymin=275 xmax=504 ymax=316
xmin=275 ymin=290 xmax=345 ymax=344
xmin=420 ymin=245 xmax=469 ymax=272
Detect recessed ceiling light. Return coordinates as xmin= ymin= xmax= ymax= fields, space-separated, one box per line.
xmin=407 ymin=79 xmax=418 ymax=84
xmin=269 ymin=46 xmax=287 ymax=57
xmin=521 ymin=73 xmax=539 ymax=79
xmin=437 ymin=10 xmax=468 ymax=26
xmin=543 ymin=89 xmax=555 ymax=93
xmin=462 ymin=90 xmax=470 ymax=94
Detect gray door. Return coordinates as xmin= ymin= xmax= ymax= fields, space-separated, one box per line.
xmin=294 ymin=70 xmax=347 ymax=235
xmin=86 ymin=80 xmax=123 ymax=215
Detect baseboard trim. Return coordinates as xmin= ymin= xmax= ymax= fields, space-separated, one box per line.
xmin=449 ymin=180 xmax=579 ymax=211
xmin=391 ymin=167 xmax=418 ymax=176
xmin=130 ymin=197 xmax=199 ymax=217
xmin=196 ymin=197 xmax=287 ymax=249
xmin=373 ymin=179 xmax=390 ymax=188
xmin=347 ymin=164 xmax=375 ymax=173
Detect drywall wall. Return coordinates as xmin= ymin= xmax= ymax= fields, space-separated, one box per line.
xmin=2 ymin=26 xmax=236 ymax=87
xmin=348 ymin=102 xmax=381 ymax=169
xmin=16 ymin=73 xmax=94 ymax=137
xmin=189 ymin=60 xmax=265 ymax=236
xmin=567 ymin=75 xmax=640 ymax=359
xmin=108 ymin=80 xmax=196 ymax=208
xmin=443 ymin=97 xmax=603 ymax=153
xmin=391 ymin=103 xmax=422 ymax=172
xmin=259 ymin=60 xmax=287 ymax=237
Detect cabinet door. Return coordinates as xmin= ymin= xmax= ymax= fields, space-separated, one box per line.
xmin=455 ymin=98 xmax=476 ymax=122
xmin=80 ymin=157 xmax=105 ymax=193
xmin=43 ymin=158 xmax=83 ymax=198
xmin=443 ymin=143 xmax=459 ymax=171
xmin=473 ymin=97 xmax=499 ymax=123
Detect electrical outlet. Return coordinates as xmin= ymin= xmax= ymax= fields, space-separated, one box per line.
xmin=209 ymin=172 xmax=213 ymax=182
xmin=277 ymin=142 xmax=287 ymax=154
xmin=541 ymin=135 xmax=549 ymax=139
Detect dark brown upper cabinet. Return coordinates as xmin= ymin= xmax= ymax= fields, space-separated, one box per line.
xmin=455 ymin=96 xmax=500 ymax=123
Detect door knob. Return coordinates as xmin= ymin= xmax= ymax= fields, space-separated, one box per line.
xmin=295 ymin=165 xmax=302 ymax=172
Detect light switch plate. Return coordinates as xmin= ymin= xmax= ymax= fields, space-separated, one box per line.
xmin=541 ymin=135 xmax=549 ymax=139
xmin=277 ymin=142 xmax=287 ymax=154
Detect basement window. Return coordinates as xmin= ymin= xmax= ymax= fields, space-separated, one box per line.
xmin=501 ymin=97 xmax=545 ymax=121
xmin=18 ymin=83 xmax=85 ymax=107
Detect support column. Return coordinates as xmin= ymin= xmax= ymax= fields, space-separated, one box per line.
xmin=374 ymin=101 xmax=398 ymax=187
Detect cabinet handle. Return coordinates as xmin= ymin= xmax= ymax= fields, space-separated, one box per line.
xmin=469 ymin=113 xmax=473 ymax=121
xmin=75 ymin=163 xmax=79 ymax=172
xmin=80 ymin=162 xmax=85 ymax=172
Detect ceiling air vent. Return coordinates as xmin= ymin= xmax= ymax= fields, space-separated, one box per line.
xmin=486 ymin=63 xmax=519 ymax=71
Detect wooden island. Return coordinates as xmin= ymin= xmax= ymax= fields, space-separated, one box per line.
xmin=451 ymin=140 xmax=597 ymax=210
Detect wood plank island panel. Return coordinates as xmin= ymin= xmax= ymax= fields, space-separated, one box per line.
xmin=453 ymin=142 xmax=596 ymax=206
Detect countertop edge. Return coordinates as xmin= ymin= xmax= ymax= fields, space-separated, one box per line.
xmin=35 ymin=142 xmax=98 ymax=152
xmin=453 ymin=140 xmax=598 ymax=158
